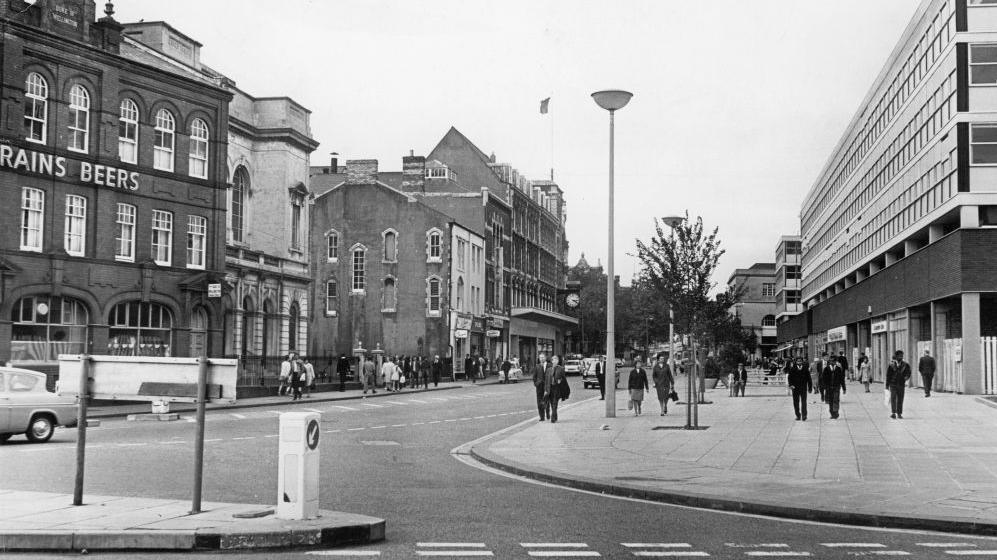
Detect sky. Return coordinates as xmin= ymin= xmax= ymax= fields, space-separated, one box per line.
xmin=118 ymin=0 xmax=922 ymax=289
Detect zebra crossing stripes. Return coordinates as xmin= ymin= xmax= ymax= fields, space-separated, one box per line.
xmin=521 ymin=543 xmax=600 ymax=557
xmin=416 ymin=542 xmax=493 ymax=557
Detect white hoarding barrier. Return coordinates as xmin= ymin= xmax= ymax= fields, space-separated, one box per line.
xmin=57 ymin=355 xmax=238 ymax=403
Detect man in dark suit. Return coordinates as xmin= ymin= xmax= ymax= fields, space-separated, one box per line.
xmin=595 ymin=360 xmax=605 ymax=400
xmin=336 ymin=353 xmax=351 ymax=392
xmin=918 ymin=349 xmax=936 ymax=397
xmin=544 ymin=355 xmax=566 ymax=423
xmin=886 ymin=350 xmax=912 ymax=419
xmin=787 ymin=356 xmax=813 ymax=421
xmin=532 ymin=354 xmax=550 ymax=421
xmin=463 ymin=354 xmax=474 ymax=382
xmin=823 ymin=357 xmax=846 ymax=419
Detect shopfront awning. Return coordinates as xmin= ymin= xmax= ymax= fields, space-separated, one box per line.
xmin=510 ymin=307 xmax=579 ymax=328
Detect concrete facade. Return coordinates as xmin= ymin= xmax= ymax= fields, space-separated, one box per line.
xmin=0 ymin=1 xmax=230 ymax=377
xmin=788 ymin=0 xmax=997 ymax=394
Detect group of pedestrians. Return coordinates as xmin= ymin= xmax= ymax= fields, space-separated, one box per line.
xmin=277 ymin=352 xmax=315 ymax=401
xmin=531 ymin=354 xmax=568 ymax=422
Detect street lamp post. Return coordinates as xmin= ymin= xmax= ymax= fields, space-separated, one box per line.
xmin=592 ymin=89 xmax=632 ymax=419
xmin=657 ymin=216 xmax=687 ymax=427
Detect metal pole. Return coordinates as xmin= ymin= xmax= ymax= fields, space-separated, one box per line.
xmin=73 ymin=355 xmax=91 ymax=506
xmin=191 ymin=356 xmax=208 ymax=514
xmin=692 ymin=335 xmax=699 ymax=427
xmin=605 ymin=109 xmax=616 ymax=418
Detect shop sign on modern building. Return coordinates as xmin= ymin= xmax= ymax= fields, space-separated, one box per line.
xmin=827 ymin=326 xmax=847 ymax=343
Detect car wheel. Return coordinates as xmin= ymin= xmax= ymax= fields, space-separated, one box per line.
xmin=26 ymin=415 xmax=55 ymax=443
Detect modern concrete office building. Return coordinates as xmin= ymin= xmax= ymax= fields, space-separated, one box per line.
xmin=783 ymin=0 xmax=997 ymax=394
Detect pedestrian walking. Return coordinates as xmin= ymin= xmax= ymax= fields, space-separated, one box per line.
xmin=627 ymin=360 xmax=649 ymax=416
xmin=815 ymin=352 xmax=831 ymax=402
xmin=362 ymin=356 xmax=377 ymax=396
xmin=431 ymin=355 xmax=442 ymax=387
xmin=500 ymin=356 xmax=512 ymax=383
xmin=463 ymin=354 xmax=474 ymax=382
xmin=728 ymin=369 xmax=736 ymax=397
xmin=385 ymin=356 xmax=399 ymax=392
xmin=823 ymin=357 xmax=846 ymax=419
xmin=652 ymin=356 xmax=674 ymax=415
xmin=595 ymin=359 xmax=606 ymax=400
xmin=918 ymin=349 xmax=936 ymax=397
xmin=533 ymin=354 xmax=551 ymax=421
xmin=289 ymin=356 xmax=304 ymax=401
xmin=857 ymin=353 xmax=871 ymax=392
xmin=734 ymin=363 xmax=748 ymax=396
xmin=303 ymin=358 xmax=315 ymax=398
xmin=278 ymin=352 xmax=295 ymax=396
xmin=336 ymin=353 xmax=351 ymax=392
xmin=886 ymin=350 xmax=911 ymax=419
xmin=838 ymin=351 xmax=851 ymax=381
xmin=787 ymin=356 xmax=812 ymax=421
xmin=543 ymin=355 xmax=567 ymax=423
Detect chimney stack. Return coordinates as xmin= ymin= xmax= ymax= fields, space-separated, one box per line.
xmin=330 ymin=153 xmax=339 ymax=173
xmin=345 ymin=159 xmax=378 ymax=185
xmin=402 ymin=152 xmax=426 ymax=192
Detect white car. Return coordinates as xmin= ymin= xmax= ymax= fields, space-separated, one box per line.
xmin=564 ymin=359 xmax=583 ymax=375
xmin=0 ymin=367 xmax=78 ymax=443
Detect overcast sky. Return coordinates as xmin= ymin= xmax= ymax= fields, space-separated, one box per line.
xmin=119 ymin=0 xmax=921 ymax=289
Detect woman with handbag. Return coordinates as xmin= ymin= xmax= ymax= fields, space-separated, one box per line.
xmin=628 ymin=360 xmax=649 ymax=416
xmin=652 ymin=356 xmax=674 ymax=416
xmin=858 ymin=353 xmax=872 ymax=393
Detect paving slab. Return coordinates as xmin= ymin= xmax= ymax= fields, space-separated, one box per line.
xmin=470 ymin=379 xmax=997 ymax=535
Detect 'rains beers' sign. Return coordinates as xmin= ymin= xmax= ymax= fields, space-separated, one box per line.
xmin=0 ymin=144 xmax=141 ymax=191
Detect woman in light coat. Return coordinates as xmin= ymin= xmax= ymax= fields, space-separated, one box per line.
xmin=858 ymin=353 xmax=872 ymax=393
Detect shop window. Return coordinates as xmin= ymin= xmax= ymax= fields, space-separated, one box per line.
xmin=10 ymin=295 xmax=89 ymax=362
xmin=188 ymin=118 xmax=209 ymax=179
xmin=154 ymin=109 xmax=175 ymax=171
xmin=107 ymin=301 xmax=173 ymax=357
xmin=24 ymin=72 xmax=48 ymax=144
xmin=119 ymin=99 xmax=139 ymax=164
xmin=68 ymin=85 xmax=90 ymax=153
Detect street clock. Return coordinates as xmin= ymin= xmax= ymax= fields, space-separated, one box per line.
xmin=565 ymin=293 xmax=580 ymax=308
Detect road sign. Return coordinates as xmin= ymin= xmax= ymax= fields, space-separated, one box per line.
xmin=306 ymin=419 xmax=320 ymax=450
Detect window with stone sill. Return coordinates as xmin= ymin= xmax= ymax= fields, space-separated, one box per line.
xmin=382 ymin=229 xmax=398 ymax=263
xmin=325 ymin=279 xmax=338 ymax=316
xmin=426 ymin=229 xmax=442 ymax=262
xmin=427 ymin=276 xmax=442 ymax=317
xmin=381 ymin=277 xmax=397 ymax=312
xmin=326 ymin=230 xmax=340 ymax=262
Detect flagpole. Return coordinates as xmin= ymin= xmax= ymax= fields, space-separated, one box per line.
xmin=550 ymin=92 xmax=555 ymax=181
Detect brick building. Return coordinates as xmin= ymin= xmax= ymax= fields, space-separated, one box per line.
xmin=780 ymin=0 xmax=997 ymax=394
xmin=727 ymin=263 xmax=778 ymax=360
xmin=119 ymin=21 xmax=320 ymax=386
xmin=309 ymin=160 xmax=452 ymax=360
xmin=0 ymin=1 xmax=231 ymax=376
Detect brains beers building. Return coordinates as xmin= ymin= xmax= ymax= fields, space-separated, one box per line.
xmin=0 ymin=0 xmax=231 ymax=377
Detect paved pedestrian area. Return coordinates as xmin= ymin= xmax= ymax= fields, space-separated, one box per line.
xmin=0 ymin=490 xmax=384 ymax=551
xmin=472 ymin=380 xmax=997 ymax=534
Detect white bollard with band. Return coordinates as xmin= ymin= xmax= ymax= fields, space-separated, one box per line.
xmin=276 ymin=411 xmax=321 ymax=520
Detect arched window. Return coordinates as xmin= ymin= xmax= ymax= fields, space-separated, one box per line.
xmin=230 ymin=167 xmax=248 ymax=243
xmin=352 ymin=246 xmax=366 ymax=292
xmin=10 ymin=295 xmax=88 ymax=362
xmin=68 ymin=85 xmax=90 ymax=153
xmin=383 ymin=230 xmax=398 ymax=262
xmin=427 ymin=277 xmax=442 ymax=316
xmin=108 ymin=301 xmax=173 ymax=357
xmin=241 ymin=296 xmax=255 ymax=356
xmin=24 ymin=72 xmax=48 ymax=143
xmin=153 ymin=109 xmax=175 ymax=171
xmin=288 ymin=302 xmax=300 ymax=352
xmin=119 ymin=99 xmax=139 ymax=163
xmin=427 ymin=229 xmax=442 ymax=262
xmin=188 ymin=118 xmax=209 ymax=179
xmin=326 ymin=230 xmax=339 ymax=262
xmin=382 ymin=277 xmax=397 ymax=312
xmin=456 ymin=277 xmax=464 ymax=311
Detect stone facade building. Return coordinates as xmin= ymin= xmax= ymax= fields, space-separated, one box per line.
xmin=727 ymin=263 xmax=778 ymax=360
xmin=0 ymin=1 xmax=230 ymax=378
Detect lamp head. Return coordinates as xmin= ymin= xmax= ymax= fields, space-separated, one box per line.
xmin=591 ymin=90 xmax=633 ymax=112
xmin=661 ymin=215 xmax=683 ymax=228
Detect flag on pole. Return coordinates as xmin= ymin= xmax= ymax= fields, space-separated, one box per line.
xmin=540 ymin=97 xmax=550 ymax=114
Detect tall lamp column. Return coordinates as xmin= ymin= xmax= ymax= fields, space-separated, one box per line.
xmin=592 ymin=89 xmax=632 ymax=418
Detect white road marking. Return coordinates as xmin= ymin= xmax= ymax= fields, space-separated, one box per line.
xmin=269 ymin=410 xmax=282 ymax=415
xmin=347 ymin=428 xmax=365 ymax=431
xmin=231 ymin=436 xmax=256 ymax=440
xmin=184 ymin=416 xmax=196 ymax=423
xmin=849 ymin=552 xmax=910 ymax=556
xmin=332 ymin=405 xmax=358 ymax=411
xmin=919 ymin=544 xmax=976 ymax=548
xmin=391 ymin=424 xmax=406 ymax=427
xmin=445 ymin=419 xmax=458 ymax=422
xmin=370 ymin=426 xmax=387 ymax=429
xmin=725 ymin=544 xmax=789 ymax=548
xmin=744 ymin=553 xmax=810 ymax=557
xmin=385 ymin=401 xmax=409 ymax=405
xmin=428 ymin=420 xmax=442 ymax=424
xmin=159 ymin=440 xmax=185 ymax=445
xmin=415 ymin=553 xmax=493 ymax=557
xmin=264 ymin=434 xmax=279 ymax=438
xmin=305 ymin=408 xmax=323 ymax=413
xmin=361 ymin=403 xmax=384 ymax=408
xmin=623 ymin=544 xmax=692 ymax=548
xmin=324 ymin=430 xmax=341 ymax=433
xmin=526 ymin=553 xmax=600 ymax=558
xmin=822 ymin=544 xmax=886 ymax=548
xmin=306 ymin=551 xmax=381 ymax=556
xmin=116 ymin=443 xmax=147 ymax=447
xmin=945 ymin=552 xmax=997 ymax=556
xmin=522 ymin=544 xmax=590 ymax=548
xmin=407 ymin=399 xmax=428 ymax=403
xmin=412 ymin=422 xmax=426 ymax=426
xmin=633 ymin=553 xmax=709 ymax=558
xmin=417 ymin=543 xmax=486 ymax=547
xmin=204 ymin=438 xmax=223 ymax=442
xmin=230 ymin=413 xmax=246 ymax=419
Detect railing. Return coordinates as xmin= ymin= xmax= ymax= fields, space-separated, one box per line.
xmin=984 ymin=337 xmax=997 ymax=395
xmin=227 ymin=354 xmax=342 ymax=387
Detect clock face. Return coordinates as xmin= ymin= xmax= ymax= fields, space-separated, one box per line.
xmin=566 ymin=293 xmax=580 ymax=308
